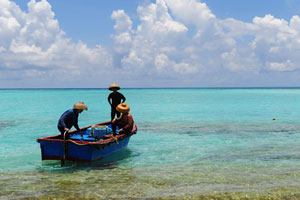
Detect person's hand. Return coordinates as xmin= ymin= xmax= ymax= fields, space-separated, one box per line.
xmin=118 ymin=128 xmax=123 ymax=133
xmin=112 ymin=119 xmax=116 ymax=123
xmin=64 ymin=128 xmax=69 ymax=132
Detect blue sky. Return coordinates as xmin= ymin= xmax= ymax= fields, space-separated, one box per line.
xmin=13 ymin=0 xmax=154 ymax=46
xmin=12 ymin=0 xmax=300 ymax=46
xmin=1 ymin=0 xmax=300 ymax=88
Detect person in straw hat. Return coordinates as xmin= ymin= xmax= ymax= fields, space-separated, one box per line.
xmin=108 ymin=82 xmax=126 ymax=121
xmin=57 ymin=102 xmax=88 ymax=139
xmin=111 ymin=103 xmax=134 ymax=136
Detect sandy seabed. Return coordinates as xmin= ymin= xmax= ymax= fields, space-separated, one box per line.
xmin=1 ymin=163 xmax=300 ymax=200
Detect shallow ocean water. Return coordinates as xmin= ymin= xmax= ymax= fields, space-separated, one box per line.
xmin=1 ymin=88 xmax=300 ymax=199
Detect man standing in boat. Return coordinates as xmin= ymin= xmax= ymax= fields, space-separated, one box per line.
xmin=57 ymin=102 xmax=88 ymax=139
xmin=107 ymin=82 xmax=126 ymax=121
xmin=111 ymin=103 xmax=134 ymax=136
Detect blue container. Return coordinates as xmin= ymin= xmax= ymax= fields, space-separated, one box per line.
xmin=86 ymin=126 xmax=112 ymax=138
xmin=70 ymin=126 xmax=113 ymax=141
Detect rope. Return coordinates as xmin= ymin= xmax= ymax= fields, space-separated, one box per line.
xmin=62 ymin=124 xmax=137 ymax=147
xmin=67 ymin=134 xmax=125 ymax=146
xmin=91 ymin=125 xmax=109 ymax=136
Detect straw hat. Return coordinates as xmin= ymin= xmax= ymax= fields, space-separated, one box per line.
xmin=116 ymin=103 xmax=130 ymax=113
xmin=73 ymin=101 xmax=88 ymax=110
xmin=109 ymin=82 xmax=120 ymax=91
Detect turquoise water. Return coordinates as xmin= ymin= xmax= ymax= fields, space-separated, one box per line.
xmin=1 ymin=88 xmax=300 ymax=199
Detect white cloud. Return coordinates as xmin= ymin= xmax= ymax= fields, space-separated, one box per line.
xmin=136 ymin=0 xmax=188 ymax=38
xmin=111 ymin=10 xmax=132 ymax=33
xmin=221 ymin=48 xmax=259 ymax=72
xmin=164 ymin=0 xmax=215 ymax=27
xmin=250 ymin=15 xmax=300 ymax=72
xmin=117 ymin=0 xmax=194 ymax=76
xmin=0 ymin=0 xmax=113 ymax=87
xmin=111 ymin=10 xmax=133 ymax=54
xmin=155 ymin=53 xmax=170 ymax=72
xmin=1 ymin=0 xmax=300 ymax=87
xmin=266 ymin=60 xmax=296 ymax=71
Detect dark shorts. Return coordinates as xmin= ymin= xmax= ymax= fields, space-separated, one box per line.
xmin=58 ymin=126 xmax=69 ymax=140
xmin=111 ymin=107 xmax=121 ymax=121
xmin=111 ymin=121 xmax=131 ymax=136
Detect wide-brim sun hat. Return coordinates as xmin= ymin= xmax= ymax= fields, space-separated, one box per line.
xmin=109 ymin=82 xmax=120 ymax=91
xmin=73 ymin=101 xmax=88 ymax=110
xmin=116 ymin=103 xmax=130 ymax=113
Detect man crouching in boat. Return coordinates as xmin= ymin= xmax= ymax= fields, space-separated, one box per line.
xmin=57 ymin=102 xmax=88 ymax=139
xmin=111 ymin=103 xmax=134 ymax=136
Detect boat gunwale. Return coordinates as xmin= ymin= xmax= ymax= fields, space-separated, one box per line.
xmin=36 ymin=121 xmax=137 ymax=145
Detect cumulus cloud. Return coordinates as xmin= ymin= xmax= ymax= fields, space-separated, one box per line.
xmin=0 ymin=0 xmax=112 ymax=87
xmin=111 ymin=10 xmax=133 ymax=54
xmin=1 ymin=0 xmax=300 ymax=87
xmin=111 ymin=0 xmax=300 ymax=86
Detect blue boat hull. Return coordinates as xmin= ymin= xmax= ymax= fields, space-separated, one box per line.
xmin=38 ymin=136 xmax=131 ymax=162
xmin=37 ymin=122 xmax=136 ymax=162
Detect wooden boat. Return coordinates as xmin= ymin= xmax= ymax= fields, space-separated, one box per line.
xmin=37 ymin=121 xmax=137 ymax=163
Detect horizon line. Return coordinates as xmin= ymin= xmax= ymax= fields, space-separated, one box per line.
xmin=1 ymin=86 xmax=300 ymax=90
